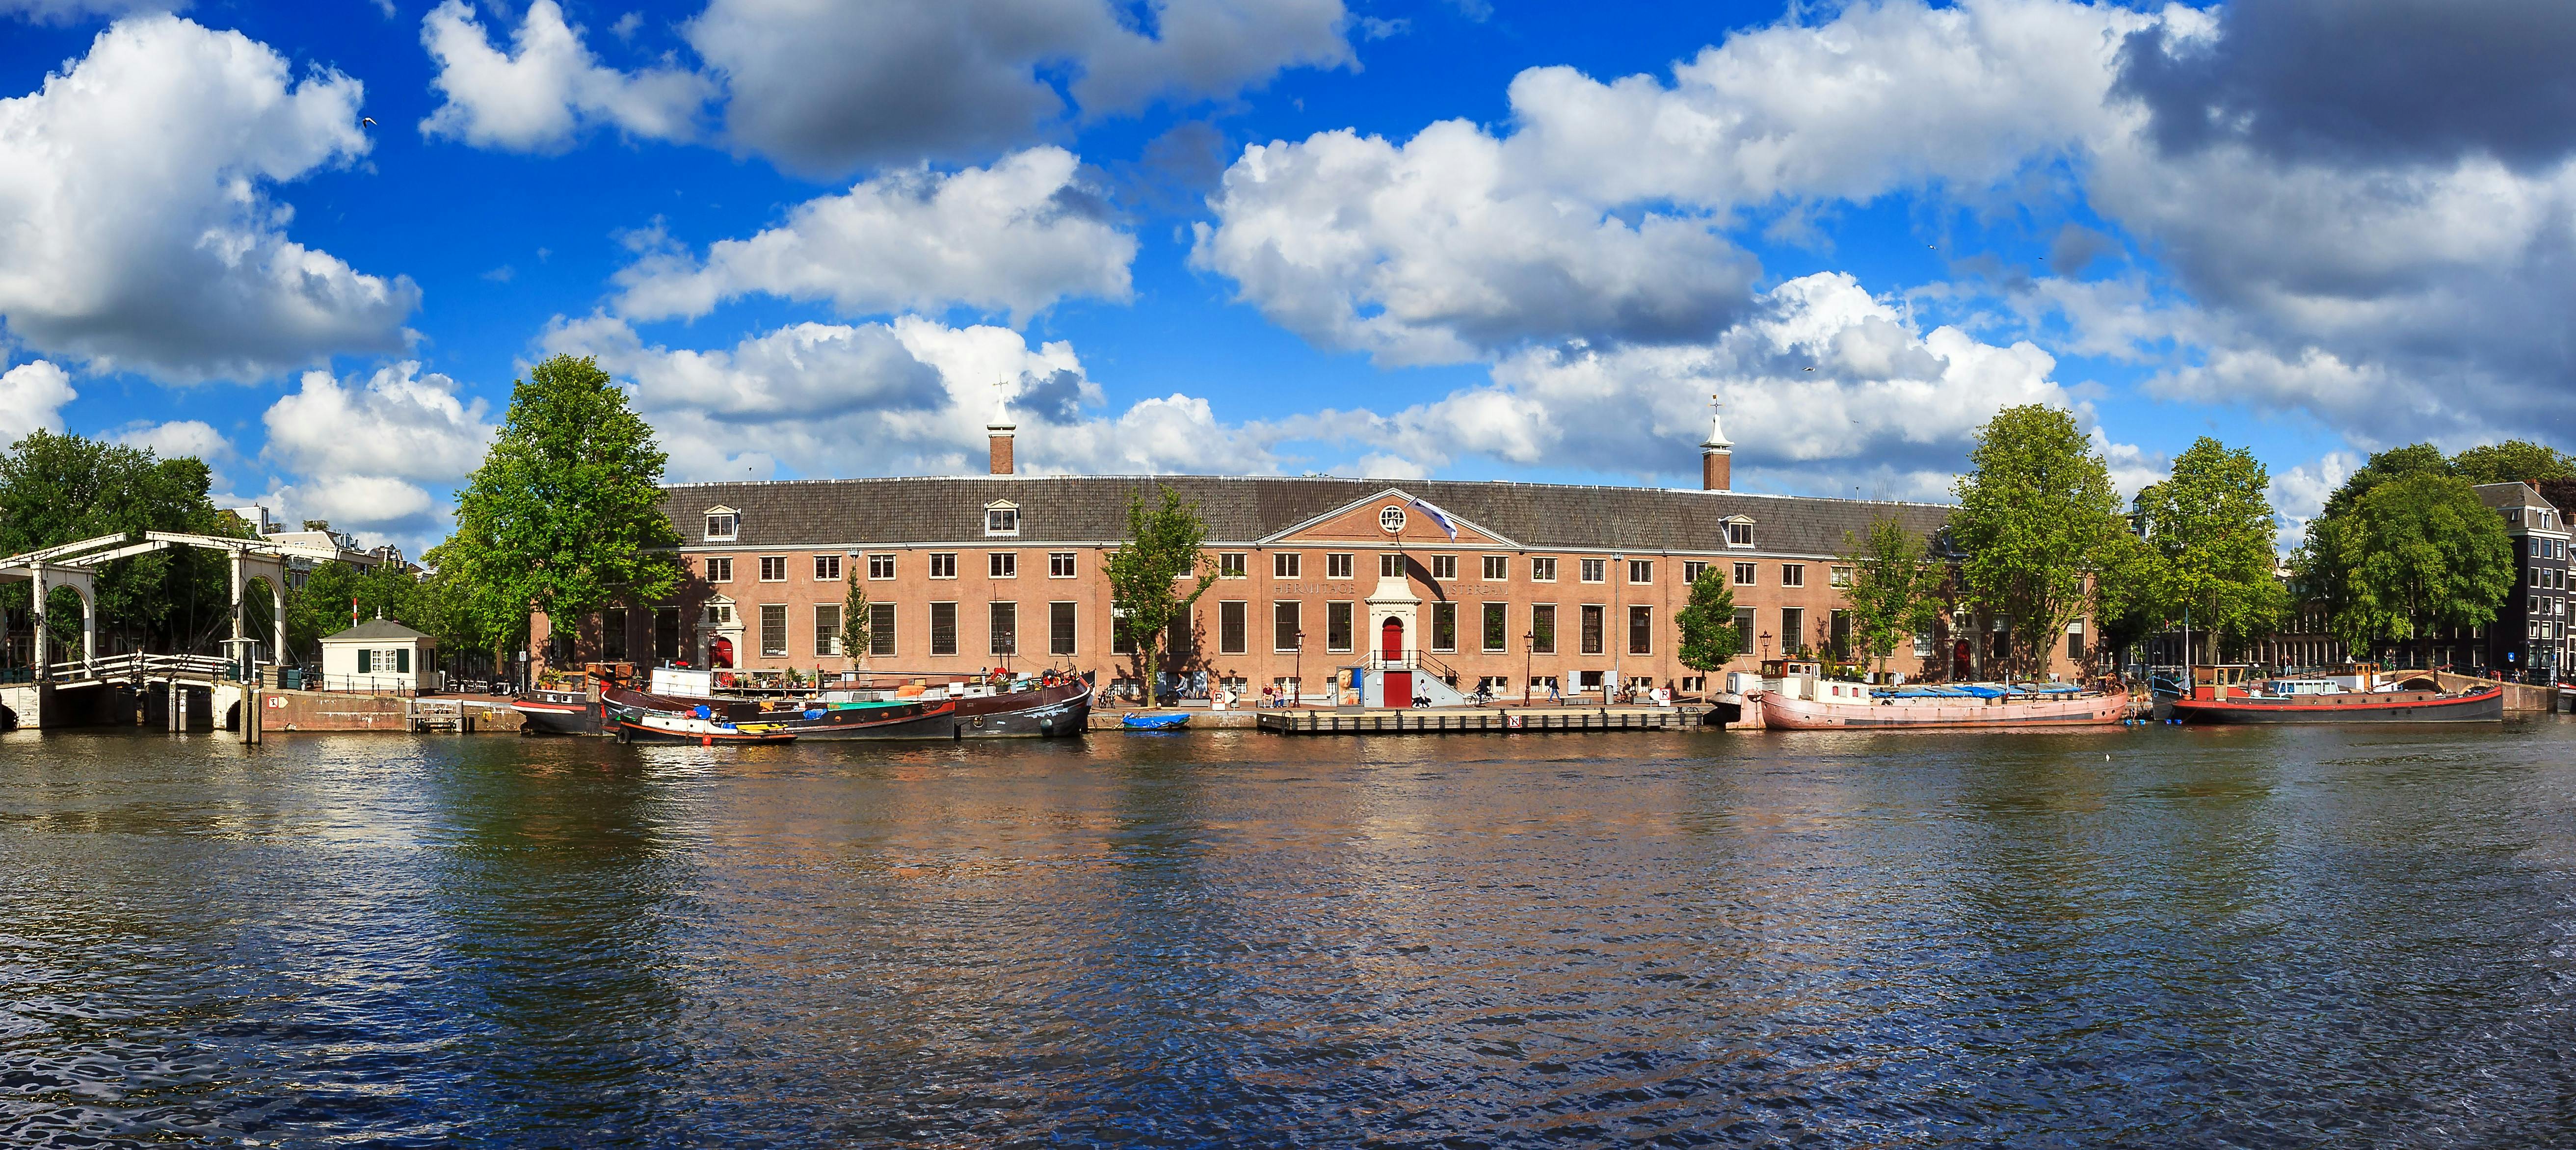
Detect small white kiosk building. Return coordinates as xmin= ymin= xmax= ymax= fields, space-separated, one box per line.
xmin=319 ymin=618 xmax=437 ymax=693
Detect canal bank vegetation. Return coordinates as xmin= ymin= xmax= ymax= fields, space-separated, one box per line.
xmin=1674 ymin=567 xmax=1743 ymax=676
xmin=0 ymin=429 xmax=254 ymax=658
xmin=1106 ymin=486 xmax=1219 ymax=695
xmin=1947 ymin=405 xmax=2134 ymax=680
xmin=2290 ymin=442 xmax=2543 ymax=663
xmin=2101 ymin=437 xmax=2289 ymax=664
xmin=1836 ymin=514 xmax=1943 ymax=675
xmin=440 ymin=355 xmax=686 ymax=669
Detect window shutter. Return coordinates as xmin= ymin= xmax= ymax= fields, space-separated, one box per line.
xmin=357 ymin=649 xmax=371 ymax=674
xmin=396 ymin=648 xmax=411 ymax=674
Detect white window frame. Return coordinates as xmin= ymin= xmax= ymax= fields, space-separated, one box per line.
xmin=1781 ymin=564 xmax=1806 ymax=588
xmin=868 ymin=553 xmax=897 ymax=580
xmin=989 ymin=551 xmax=1017 ymax=578
xmin=758 ymin=556 xmax=787 ymax=582
xmin=1482 ymin=555 xmax=1509 ymax=581
xmin=1431 ymin=554 xmax=1457 ymax=580
xmin=703 ymin=507 xmax=739 ymax=542
xmin=1726 ymin=521 xmax=1754 ymax=549
xmin=929 ymin=552 xmax=958 ymax=579
xmin=1274 ymin=552 xmax=1301 ymax=578
xmin=984 ymin=502 xmax=1020 ymax=537
xmin=1732 ymin=561 xmax=1756 ymax=586
xmin=1327 ymin=552 xmax=1354 ymax=580
xmin=1628 ymin=559 xmax=1652 ymax=585
xmin=1530 ymin=556 xmax=1557 ymax=582
xmin=1221 ymin=552 xmax=1248 ymax=578
xmin=1580 ymin=558 xmax=1606 ymax=583
xmin=703 ymin=557 xmax=734 ymax=584
xmin=1049 ymin=551 xmax=1077 ymax=578
xmin=814 ymin=554 xmax=842 ymax=581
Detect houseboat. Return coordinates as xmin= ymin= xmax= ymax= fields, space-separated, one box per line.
xmin=2167 ymin=665 xmax=2503 ymax=724
xmin=1752 ymin=659 xmax=2128 ymax=730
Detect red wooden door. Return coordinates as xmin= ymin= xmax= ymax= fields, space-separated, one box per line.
xmin=1381 ymin=617 xmax=1404 ymax=661
xmin=1381 ymin=617 xmax=1408 ymax=706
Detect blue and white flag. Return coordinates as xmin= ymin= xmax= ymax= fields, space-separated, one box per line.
xmin=1407 ymin=496 xmax=1460 ymax=540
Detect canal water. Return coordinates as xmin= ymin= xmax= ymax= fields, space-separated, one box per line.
xmin=5 ymin=722 xmax=2575 ymax=1147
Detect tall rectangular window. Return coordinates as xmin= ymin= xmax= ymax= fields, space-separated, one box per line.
xmin=868 ymin=553 xmax=897 ymax=579
xmin=989 ymin=552 xmax=1017 ymax=578
xmin=1483 ymin=555 xmax=1509 ymax=581
xmin=1327 ymin=601 xmax=1354 ymax=652
xmin=1381 ymin=553 xmax=1404 ymax=577
xmin=1628 ymin=560 xmax=1652 ymax=584
xmin=1050 ymin=601 xmax=1077 ymax=656
xmin=1327 ymin=553 xmax=1354 ymax=580
xmin=1531 ymin=604 xmax=1556 ymax=654
xmin=759 ymin=556 xmax=787 ymax=582
xmin=1431 ymin=601 xmax=1457 ymax=652
xmin=1580 ymin=558 xmax=1605 ymax=583
xmin=1219 ymin=601 xmax=1248 ymax=654
xmin=989 ymin=601 xmax=1017 ymax=656
xmin=814 ymin=554 xmax=842 ymax=580
xmin=1483 ymin=602 xmax=1507 ymax=652
xmin=1782 ymin=607 xmax=1806 ymax=653
xmin=1629 ymin=606 xmax=1653 ymax=655
xmin=815 ymin=603 xmax=842 ymax=656
xmin=1274 ymin=552 xmax=1301 ymax=578
xmin=1580 ymin=605 xmax=1605 ymax=654
xmin=1113 ymin=616 xmax=1135 ymax=654
xmin=654 ymin=606 xmax=679 ymax=660
xmin=1431 ymin=555 xmax=1457 ymax=580
xmin=1734 ymin=607 xmax=1757 ymax=653
xmin=760 ymin=603 xmax=788 ymax=657
xmin=705 ymin=557 xmax=733 ymax=583
xmin=600 ymin=607 xmax=627 ymax=660
xmin=1829 ymin=609 xmax=1850 ymax=659
xmin=2066 ymin=621 xmax=2084 ymax=660
xmin=1168 ymin=614 xmax=1194 ymax=659
xmin=930 ymin=602 xmax=958 ymax=655
xmin=929 ymin=553 xmax=958 ymax=579
xmin=1274 ymin=601 xmax=1301 ymax=651
xmin=1049 ymin=552 xmax=1076 ymax=577
xmin=869 ymin=602 xmax=897 ymax=657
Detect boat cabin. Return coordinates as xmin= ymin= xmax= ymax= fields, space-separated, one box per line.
xmin=2190 ymin=665 xmax=2254 ymax=701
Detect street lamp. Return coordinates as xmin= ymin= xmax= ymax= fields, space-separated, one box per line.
xmin=1523 ymin=629 xmax=1534 ymax=704
xmin=1294 ymin=629 xmax=1305 ymax=708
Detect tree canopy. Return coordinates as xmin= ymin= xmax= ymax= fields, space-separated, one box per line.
xmin=442 ymin=354 xmax=683 ymax=662
xmin=0 ymin=429 xmax=241 ymax=656
xmin=2120 ymin=437 xmax=2287 ymax=661
xmin=2296 ymin=472 xmax=2513 ymax=659
xmin=2321 ymin=440 xmax=2573 ymax=520
xmin=1105 ymin=486 xmax=1216 ymax=689
xmin=1674 ymin=566 xmax=1743 ymax=674
xmin=1947 ymin=405 xmax=2130 ymax=679
xmin=1838 ymin=515 xmax=1941 ymax=673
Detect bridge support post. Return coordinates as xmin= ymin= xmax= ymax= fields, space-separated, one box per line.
xmin=168 ymin=680 xmax=182 ymax=732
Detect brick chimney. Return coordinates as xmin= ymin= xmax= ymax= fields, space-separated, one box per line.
xmin=1700 ymin=405 xmax=1732 ymax=491
xmin=987 ymin=393 xmax=1016 ymax=476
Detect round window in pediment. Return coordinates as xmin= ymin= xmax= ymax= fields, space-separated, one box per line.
xmin=1380 ymin=505 xmax=1406 ymax=533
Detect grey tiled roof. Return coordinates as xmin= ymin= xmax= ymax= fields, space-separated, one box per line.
xmin=322 ymin=618 xmax=431 ymax=643
xmin=660 ymin=475 xmax=1952 ymax=558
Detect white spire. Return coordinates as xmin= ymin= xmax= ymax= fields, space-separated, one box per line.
xmin=987 ymin=381 xmax=1016 ymax=433
xmin=1701 ymin=394 xmax=1731 ymax=452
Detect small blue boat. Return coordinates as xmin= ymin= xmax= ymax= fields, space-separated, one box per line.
xmin=1121 ymin=712 xmax=1191 ymax=731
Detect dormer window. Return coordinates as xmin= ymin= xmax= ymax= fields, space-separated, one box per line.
xmin=1725 ymin=518 xmax=1754 ymax=548
xmin=704 ymin=506 xmax=740 ymax=542
xmin=985 ymin=501 xmax=1020 ymax=537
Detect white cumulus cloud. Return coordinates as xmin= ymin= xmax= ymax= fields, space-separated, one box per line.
xmin=0 ymin=16 xmax=416 ymax=381
xmin=0 ymin=360 xmax=77 ymax=445
xmin=419 ymin=0 xmax=711 ymax=152
xmin=613 ymin=146 xmax=1135 ymax=322
xmin=542 ymin=313 xmax=1277 ymax=481
xmin=258 ymin=361 xmax=498 ymax=535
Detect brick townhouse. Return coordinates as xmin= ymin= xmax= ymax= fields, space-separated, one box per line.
xmin=533 ymin=413 xmax=2093 ymax=695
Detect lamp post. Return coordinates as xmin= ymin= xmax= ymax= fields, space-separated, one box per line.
xmin=1294 ymin=629 xmax=1305 ymax=709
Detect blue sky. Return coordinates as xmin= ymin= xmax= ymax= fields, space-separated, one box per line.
xmin=3 ymin=0 xmax=2569 ymax=551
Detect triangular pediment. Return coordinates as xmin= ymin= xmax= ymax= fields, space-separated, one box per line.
xmin=1260 ymin=487 xmax=1520 ymax=549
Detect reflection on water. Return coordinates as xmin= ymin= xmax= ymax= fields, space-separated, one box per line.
xmin=5 ymin=723 xmax=2576 ymax=1146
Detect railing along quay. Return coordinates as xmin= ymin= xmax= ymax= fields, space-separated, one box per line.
xmin=1258 ymin=706 xmax=1696 ymax=735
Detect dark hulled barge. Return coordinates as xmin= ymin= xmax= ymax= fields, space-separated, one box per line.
xmin=2168 ymin=665 xmax=2504 ymax=724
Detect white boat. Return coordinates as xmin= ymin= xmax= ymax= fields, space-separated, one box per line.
xmin=1751 ymin=659 xmax=2126 ymax=730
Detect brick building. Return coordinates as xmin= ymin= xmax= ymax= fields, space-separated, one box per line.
xmin=2472 ymin=481 xmax=2569 ymax=678
xmin=535 ymin=413 xmax=2093 ymax=697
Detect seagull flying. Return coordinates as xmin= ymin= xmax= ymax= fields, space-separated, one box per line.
xmin=361 ymin=117 xmax=377 ymax=127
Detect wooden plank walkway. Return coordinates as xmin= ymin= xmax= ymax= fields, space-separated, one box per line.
xmin=1257 ymin=706 xmax=1695 ymax=735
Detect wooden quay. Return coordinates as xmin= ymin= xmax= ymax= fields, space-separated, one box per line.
xmin=1256 ymin=705 xmax=1697 ymax=735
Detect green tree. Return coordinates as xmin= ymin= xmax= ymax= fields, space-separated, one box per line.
xmin=2296 ymin=472 xmax=2513 ymax=665
xmin=1674 ymin=566 xmax=1743 ymax=674
xmin=283 ymin=559 xmax=425 ymax=660
xmin=2124 ymin=437 xmax=2288 ymax=663
xmin=443 ymin=355 xmax=683 ymax=667
xmin=841 ymin=579 xmax=871 ymax=666
xmin=2317 ymin=442 xmax=2451 ymax=521
xmin=1947 ymin=405 xmax=2130 ymax=680
xmin=0 ymin=429 xmax=239 ymax=658
xmin=2449 ymin=440 xmax=2576 ymax=486
xmin=1105 ymin=486 xmax=1216 ymax=695
xmin=1838 ymin=515 xmax=1940 ymax=673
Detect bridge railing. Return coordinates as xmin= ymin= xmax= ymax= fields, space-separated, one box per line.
xmin=44 ymin=653 xmax=250 ymax=684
